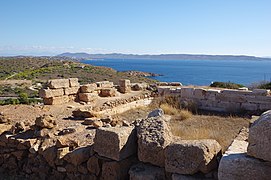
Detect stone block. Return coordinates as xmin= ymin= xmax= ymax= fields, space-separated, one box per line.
xmin=43 ymin=95 xmax=69 ymax=105
xmin=165 ymin=139 xmax=221 ymax=174
xmin=64 ymin=86 xmax=80 ymax=95
xmin=181 ymin=88 xmax=194 ymax=98
xmin=69 ymin=78 xmax=80 ymax=87
xmin=99 ymin=88 xmax=117 ymax=97
xmin=193 ymin=88 xmax=207 ymax=99
xmin=252 ymin=89 xmax=270 ymax=96
xmin=241 ymin=102 xmax=258 ymax=111
xmin=96 ymin=81 xmax=114 ymax=88
xmin=218 ymin=126 xmax=271 ymax=180
xmin=79 ymin=93 xmax=98 ymax=102
xmin=39 ymin=88 xmax=64 ymax=98
xmin=119 ymin=79 xmax=131 ymax=93
xmin=80 ymin=83 xmax=97 ymax=93
xmin=129 ymin=163 xmax=166 ymax=180
xmin=64 ymin=146 xmax=93 ymax=166
xmin=94 ymin=127 xmax=137 ymax=161
xmin=48 ymin=79 xmax=70 ymax=89
xmin=101 ymin=156 xmax=137 ymax=180
xmin=137 ymin=116 xmax=172 ymax=167
xmin=247 ymin=110 xmax=271 ymax=162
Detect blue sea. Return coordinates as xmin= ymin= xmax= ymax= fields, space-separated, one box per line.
xmin=81 ymin=59 xmax=271 ymax=86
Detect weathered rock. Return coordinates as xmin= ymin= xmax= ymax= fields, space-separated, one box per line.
xmin=80 ymin=83 xmax=98 ymax=93
xmin=43 ymin=95 xmax=70 ymax=105
xmin=147 ymin=108 xmax=164 ymax=118
xmin=247 ymin=110 xmax=271 ymax=162
xmin=93 ymin=120 xmax=103 ymax=128
xmin=172 ymin=174 xmax=205 ymax=180
xmin=87 ymin=155 xmax=101 ymax=176
xmin=11 ymin=122 xmax=26 ymax=133
xmin=99 ymin=88 xmax=117 ymax=97
xmin=218 ymin=128 xmax=271 ymax=180
xmin=0 ymin=113 xmax=10 ymax=123
xmin=72 ymin=109 xmax=95 ymax=118
xmin=57 ymin=147 xmax=70 ymax=159
xmin=82 ymin=118 xmax=95 ymax=125
xmin=94 ymin=127 xmax=137 ymax=161
xmin=35 ymin=115 xmax=56 ymax=129
xmin=64 ymin=86 xmax=80 ymax=95
xmin=56 ymin=136 xmax=79 ymax=149
xmin=165 ymin=139 xmax=221 ymax=174
xmin=131 ymin=83 xmax=148 ymax=91
xmin=0 ymin=124 xmax=13 ymax=134
xmin=137 ymin=116 xmax=171 ymax=167
xmin=39 ymin=88 xmax=64 ymax=98
xmin=69 ymin=78 xmax=80 ymax=87
xmin=79 ymin=93 xmax=99 ymax=102
xmin=64 ymin=146 xmax=93 ymax=166
xmin=48 ymin=79 xmax=70 ymax=89
xmin=58 ymin=128 xmax=76 ymax=136
xmin=101 ymin=156 xmax=137 ymax=180
xmin=96 ymin=81 xmax=114 ymax=88
xmin=129 ymin=163 xmax=166 ymax=180
xmin=119 ymin=79 xmax=131 ymax=93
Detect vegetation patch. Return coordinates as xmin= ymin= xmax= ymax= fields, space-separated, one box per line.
xmin=210 ymin=81 xmax=244 ymax=89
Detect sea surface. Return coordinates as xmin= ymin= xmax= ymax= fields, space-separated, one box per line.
xmin=81 ymin=59 xmax=271 ymax=86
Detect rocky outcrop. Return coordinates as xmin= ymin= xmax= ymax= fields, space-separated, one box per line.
xmin=137 ymin=114 xmax=172 ymax=167
xmin=247 ymin=110 xmax=271 ymax=162
xmin=165 ymin=138 xmax=221 ymax=174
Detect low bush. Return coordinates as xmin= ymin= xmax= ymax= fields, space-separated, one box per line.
xmin=160 ymin=103 xmax=192 ymax=120
xmin=249 ymin=81 xmax=271 ymax=90
xmin=210 ymin=81 xmax=244 ymax=89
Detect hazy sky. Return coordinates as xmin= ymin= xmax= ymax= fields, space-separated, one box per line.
xmin=0 ymin=0 xmax=270 ymax=56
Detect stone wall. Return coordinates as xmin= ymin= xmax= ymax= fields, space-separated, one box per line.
xmin=158 ymin=86 xmax=271 ymax=113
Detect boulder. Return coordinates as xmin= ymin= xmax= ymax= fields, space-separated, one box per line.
xmin=69 ymin=78 xmax=80 ymax=87
xmin=94 ymin=127 xmax=137 ymax=161
xmin=35 ymin=115 xmax=56 ymax=129
xmin=80 ymin=83 xmax=97 ymax=93
xmin=64 ymin=146 xmax=93 ymax=166
xmin=78 ymin=93 xmax=99 ymax=102
xmin=247 ymin=110 xmax=271 ymax=162
xmin=218 ymin=127 xmax=271 ymax=180
xmin=87 ymin=155 xmax=101 ymax=176
xmin=93 ymin=120 xmax=103 ymax=128
xmin=72 ymin=109 xmax=95 ymax=118
xmin=147 ymin=108 xmax=164 ymax=118
xmin=137 ymin=116 xmax=172 ymax=167
xmin=56 ymin=136 xmax=79 ymax=149
xmin=165 ymin=139 xmax=221 ymax=174
xmin=48 ymin=79 xmax=70 ymax=89
xmin=129 ymin=163 xmax=166 ymax=180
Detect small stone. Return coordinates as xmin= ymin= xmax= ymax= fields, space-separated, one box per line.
xmin=147 ymin=108 xmax=164 ymax=118
xmin=57 ymin=166 xmax=67 ymax=172
xmin=35 ymin=115 xmax=56 ymax=129
xmin=93 ymin=120 xmax=103 ymax=128
xmin=122 ymin=120 xmax=130 ymax=127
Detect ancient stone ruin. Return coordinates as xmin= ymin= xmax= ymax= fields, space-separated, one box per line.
xmin=0 ymin=78 xmax=271 ymax=179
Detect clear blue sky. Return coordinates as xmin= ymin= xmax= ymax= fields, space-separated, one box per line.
xmin=0 ymin=0 xmax=270 ymax=56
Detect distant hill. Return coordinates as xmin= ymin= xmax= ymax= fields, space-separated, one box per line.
xmin=57 ymin=52 xmax=271 ymax=61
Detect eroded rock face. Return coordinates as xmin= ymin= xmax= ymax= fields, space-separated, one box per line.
xmin=35 ymin=115 xmax=56 ymax=129
xmin=165 ymin=139 xmax=221 ymax=174
xmin=94 ymin=127 xmax=137 ymax=161
xmin=129 ymin=163 xmax=166 ymax=180
xmin=247 ymin=110 xmax=271 ymax=162
xmin=137 ymin=115 xmax=172 ymax=167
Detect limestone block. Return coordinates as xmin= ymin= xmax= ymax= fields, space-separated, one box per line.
xmin=241 ymin=102 xmax=258 ymax=111
xmin=252 ymin=89 xmax=270 ymax=96
xmin=72 ymin=108 xmax=94 ymax=118
xmin=100 ymin=156 xmax=137 ymax=180
xmin=48 ymin=79 xmax=70 ymax=89
xmin=96 ymin=81 xmax=114 ymax=88
xmin=64 ymin=86 xmax=80 ymax=95
xmin=35 ymin=115 xmax=56 ymax=129
xmin=216 ymin=93 xmax=247 ymax=103
xmin=129 ymin=163 xmax=166 ymax=180
xmin=247 ymin=110 xmax=271 ymax=162
xmin=181 ymin=88 xmax=194 ymax=98
xmin=39 ymin=88 xmax=64 ymax=98
xmin=218 ymin=127 xmax=271 ymax=180
xmin=64 ymin=146 xmax=93 ymax=166
xmin=137 ymin=116 xmax=172 ymax=167
xmin=165 ymin=139 xmax=221 ymax=174
xmin=131 ymin=83 xmax=148 ymax=91
xmin=193 ymin=88 xmax=207 ymax=99
xmin=119 ymin=79 xmax=131 ymax=93
xmin=80 ymin=83 xmax=97 ymax=93
xmin=94 ymin=127 xmax=137 ymax=161
xmin=205 ymin=89 xmax=220 ymax=101
xmin=43 ymin=95 xmax=69 ymax=105
xmin=99 ymin=88 xmax=117 ymax=97
xmin=69 ymin=78 xmax=80 ymax=87
xmin=79 ymin=93 xmax=99 ymax=102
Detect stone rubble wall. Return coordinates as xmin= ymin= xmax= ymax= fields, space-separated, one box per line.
xmin=158 ymin=86 xmax=271 ymax=113
xmin=39 ymin=79 xmax=135 ymax=105
xmin=1 ymin=110 xmax=271 ymax=179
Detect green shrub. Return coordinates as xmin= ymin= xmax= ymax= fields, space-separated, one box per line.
xmin=210 ymin=81 xmax=244 ymax=89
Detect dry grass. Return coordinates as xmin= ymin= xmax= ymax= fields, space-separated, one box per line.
xmin=170 ymin=115 xmax=250 ymax=152
xmin=160 ymin=103 xmax=192 ymax=120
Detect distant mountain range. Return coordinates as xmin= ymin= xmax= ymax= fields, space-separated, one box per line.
xmin=57 ymin=52 xmax=271 ymax=61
